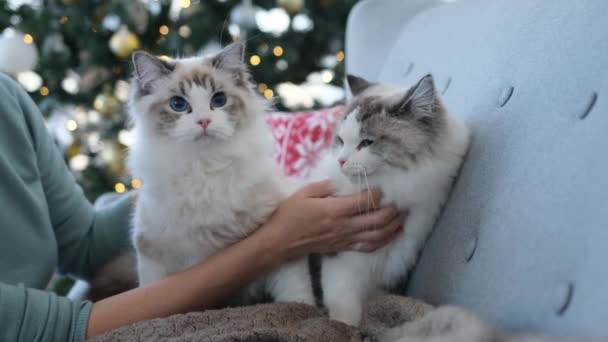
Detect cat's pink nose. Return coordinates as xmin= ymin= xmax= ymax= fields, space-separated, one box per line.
xmin=338 ymin=159 xmax=346 ymax=167
xmin=197 ymin=118 xmax=211 ymax=129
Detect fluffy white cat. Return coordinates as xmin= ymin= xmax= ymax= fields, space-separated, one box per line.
xmin=127 ymin=42 xmax=313 ymax=305
xmin=309 ymin=74 xmax=470 ymax=325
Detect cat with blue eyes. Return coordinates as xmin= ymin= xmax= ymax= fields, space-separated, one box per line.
xmin=127 ymin=42 xmax=315 ymax=305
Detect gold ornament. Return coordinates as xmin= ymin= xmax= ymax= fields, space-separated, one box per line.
xmin=278 ymin=0 xmax=304 ymax=15
xmin=93 ymin=86 xmax=121 ymax=116
xmin=66 ymin=141 xmax=82 ymax=158
xmin=100 ymin=141 xmax=127 ymax=177
xmin=109 ymin=26 xmax=140 ymax=59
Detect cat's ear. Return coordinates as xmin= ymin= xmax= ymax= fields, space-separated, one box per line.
xmin=132 ymin=51 xmax=174 ymax=91
xmin=393 ymin=74 xmax=439 ymax=124
xmin=211 ymin=41 xmax=246 ymax=71
xmin=347 ymin=74 xmax=374 ymax=96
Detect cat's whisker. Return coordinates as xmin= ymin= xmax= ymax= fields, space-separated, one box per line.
xmin=362 ymin=168 xmax=377 ymax=231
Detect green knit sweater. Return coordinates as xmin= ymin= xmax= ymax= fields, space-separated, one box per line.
xmin=0 ymin=73 xmax=132 ymax=342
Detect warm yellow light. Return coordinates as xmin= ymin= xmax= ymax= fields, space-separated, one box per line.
xmin=66 ymin=119 xmax=78 ymax=131
xmin=272 ymin=46 xmax=284 ymax=57
xmin=23 ymin=34 xmax=34 ymax=44
xmin=131 ymin=178 xmax=142 ymax=189
xmin=181 ymin=0 xmax=191 ymax=8
xmin=258 ymin=83 xmax=268 ymax=93
xmin=39 ymin=86 xmax=49 ymax=96
xmin=159 ymin=25 xmax=170 ymax=35
xmin=115 ymin=183 xmax=126 ymax=193
xmin=336 ymin=50 xmax=345 ymax=62
xmin=263 ymin=89 xmax=274 ymax=99
xmin=58 ymin=16 xmax=68 ymax=25
xmin=249 ymin=55 xmax=261 ymax=66
xmin=159 ymin=55 xmax=170 ymax=61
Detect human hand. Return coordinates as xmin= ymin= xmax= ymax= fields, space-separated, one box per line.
xmin=257 ymin=180 xmax=407 ymax=261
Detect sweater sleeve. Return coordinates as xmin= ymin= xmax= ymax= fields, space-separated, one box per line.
xmin=0 ymin=282 xmax=92 ymax=342
xmin=9 ymin=75 xmax=133 ymax=281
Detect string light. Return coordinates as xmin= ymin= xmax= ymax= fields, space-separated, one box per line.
xmin=249 ymin=55 xmax=261 ymax=66
xmin=159 ymin=25 xmax=169 ymax=35
xmin=66 ymin=119 xmax=78 ymax=131
xmin=178 ymin=25 xmax=191 ymax=38
xmin=181 ymin=0 xmax=191 ymax=8
xmin=131 ymin=178 xmax=142 ymax=189
xmin=276 ymin=59 xmax=288 ymax=71
xmin=263 ymin=89 xmax=274 ymax=99
xmin=39 ymin=86 xmax=49 ymax=96
xmin=58 ymin=16 xmax=68 ymax=25
xmin=273 ymin=45 xmax=284 ymax=57
xmin=336 ymin=50 xmax=345 ymax=62
xmin=23 ymin=33 xmax=33 ymax=44
xmin=159 ymin=55 xmax=170 ymax=61
xmin=321 ymin=70 xmax=334 ymax=83
xmin=69 ymin=154 xmax=89 ymax=172
xmin=258 ymin=83 xmax=268 ymax=93
xmin=115 ymin=183 xmax=126 ymax=193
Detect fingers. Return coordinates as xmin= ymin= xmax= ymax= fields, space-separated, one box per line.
xmin=327 ymin=189 xmax=384 ymax=216
xmin=347 ymin=211 xmax=407 ymax=252
xmin=352 ymin=225 xmax=402 ymax=253
xmin=299 ymin=180 xmax=335 ymax=198
xmin=343 ymin=206 xmax=400 ymax=234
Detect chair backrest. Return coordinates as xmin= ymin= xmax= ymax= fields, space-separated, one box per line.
xmin=346 ymin=0 xmax=608 ymax=335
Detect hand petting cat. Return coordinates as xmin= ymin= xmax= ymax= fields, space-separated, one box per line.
xmin=257 ymin=180 xmax=406 ymax=260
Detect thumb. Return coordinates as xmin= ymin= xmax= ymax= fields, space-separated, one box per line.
xmin=299 ymin=180 xmax=335 ymax=198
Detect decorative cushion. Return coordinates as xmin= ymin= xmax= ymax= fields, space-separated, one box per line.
xmin=266 ymin=106 xmax=344 ymax=178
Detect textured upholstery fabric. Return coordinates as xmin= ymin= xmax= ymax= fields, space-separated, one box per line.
xmin=346 ymin=0 xmax=608 ymax=336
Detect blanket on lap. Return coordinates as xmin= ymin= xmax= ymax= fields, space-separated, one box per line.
xmin=90 ymin=295 xmax=589 ymax=342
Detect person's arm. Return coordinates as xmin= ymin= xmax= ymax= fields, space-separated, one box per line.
xmin=9 ymin=74 xmax=132 ymax=280
xmin=0 ymin=282 xmax=92 ymax=342
xmin=87 ymin=181 xmax=406 ymax=337
xmin=0 ymin=74 xmax=404 ymax=342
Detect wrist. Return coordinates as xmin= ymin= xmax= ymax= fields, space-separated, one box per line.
xmin=251 ymin=221 xmax=289 ymax=266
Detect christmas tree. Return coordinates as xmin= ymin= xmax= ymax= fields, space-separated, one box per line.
xmin=0 ymin=0 xmax=355 ymax=200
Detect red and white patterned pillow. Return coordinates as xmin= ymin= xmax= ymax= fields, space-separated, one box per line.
xmin=266 ymin=106 xmax=344 ymax=178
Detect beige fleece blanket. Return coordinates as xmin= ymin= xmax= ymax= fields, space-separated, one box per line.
xmin=89 ymin=295 xmax=600 ymax=342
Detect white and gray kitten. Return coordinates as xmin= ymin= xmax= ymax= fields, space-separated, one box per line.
xmin=309 ymin=74 xmax=470 ymax=325
xmin=127 ymin=42 xmax=314 ymax=305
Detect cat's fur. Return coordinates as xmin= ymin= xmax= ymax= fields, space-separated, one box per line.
xmin=310 ymin=74 xmax=470 ymax=325
xmin=127 ymin=42 xmax=313 ymax=305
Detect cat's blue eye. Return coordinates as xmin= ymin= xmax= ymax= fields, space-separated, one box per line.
xmin=170 ymin=96 xmax=190 ymax=112
xmin=358 ymin=139 xmax=374 ymax=149
xmin=210 ymin=92 xmax=227 ymax=108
